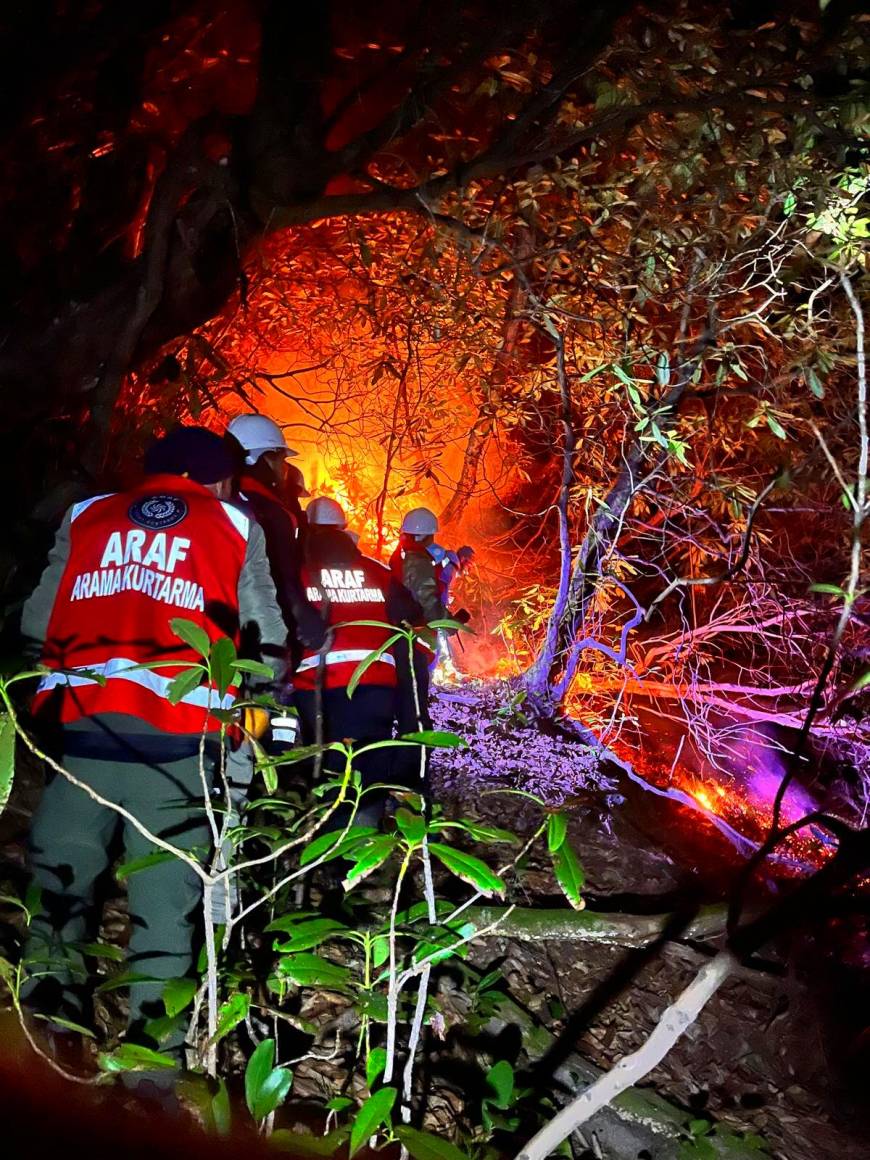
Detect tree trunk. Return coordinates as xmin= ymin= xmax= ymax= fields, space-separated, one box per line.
xmin=521 ymin=307 xmax=705 ymax=712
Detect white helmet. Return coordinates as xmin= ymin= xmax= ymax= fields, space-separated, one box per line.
xmin=401 ymin=507 xmax=438 ymax=537
xmin=227 ymin=414 xmax=298 ymax=465
xmin=307 ymin=496 xmax=347 ymax=527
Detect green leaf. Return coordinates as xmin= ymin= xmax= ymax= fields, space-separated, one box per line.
xmin=350 ymin=1087 xmax=396 ymax=1157
xmin=211 ymin=1078 xmax=232 ymax=1136
xmin=808 ymin=582 xmax=847 ymax=598
xmin=277 ymin=953 xmax=351 ymax=989
xmin=0 ymin=893 xmax=30 ymax=916
xmin=366 ymin=1046 xmax=388 ymax=1089
xmin=547 ymin=813 xmax=568 ymax=853
xmin=428 ymin=844 xmax=505 ymax=897
xmin=57 ymin=665 xmax=107 ymax=686
xmin=347 ymin=633 xmax=405 ymax=698
xmin=765 ymin=412 xmax=788 ymax=440
xmin=0 ymin=712 xmax=15 ymax=818
xmin=579 ymin=362 xmax=608 ymax=382
xmin=326 ymin=1097 xmax=354 ymax=1112
xmin=209 ymin=636 xmax=237 ymax=697
xmin=612 ymin=364 xmax=634 ymax=387
xmin=371 ymin=935 xmax=390 ymax=968
xmin=272 ymin=1129 xmax=348 ymax=1155
xmin=357 ymin=993 xmax=389 ymax=1022
xmin=245 ymin=1039 xmax=293 ymax=1123
xmin=166 ymin=667 xmax=204 ymax=706
xmin=680 ymin=1137 xmax=717 ymax=1160
xmin=396 ymin=1126 xmax=471 ymax=1160
xmin=439 ymin=821 xmax=518 ymax=845
xmin=215 ymin=991 xmax=251 ymax=1041
xmin=475 ymin=968 xmax=503 ymax=993
xmin=332 ymin=619 xmax=396 ymax=630
xmin=143 ymin=1012 xmax=187 ymax=1044
xmin=485 ymin=1060 xmax=514 ymax=1109
xmin=271 ymin=918 xmax=350 ymax=952
xmin=426 ymin=619 xmax=473 ymax=633
xmin=412 ymin=927 xmax=474 ymax=968
xmin=231 ymin=659 xmax=274 ymax=679
xmin=96 ymin=970 xmax=163 ymax=993
xmin=73 ymin=941 xmax=124 ymax=962
xmin=343 ymin=835 xmax=399 ymax=888
xmin=805 ymin=368 xmax=825 ymax=398
xmin=656 ymin=351 xmax=670 ymax=387
xmin=849 ymin=670 xmax=870 ymax=694
xmin=265 ymin=743 xmax=333 ymax=769
xmin=263 ymin=908 xmax=319 ymax=926
xmin=116 ymin=850 xmax=176 ymax=880
xmin=32 ymin=1013 xmax=95 ymax=1039
xmin=395 ymin=808 xmax=426 ymax=844
xmin=400 ymin=730 xmax=468 ymax=749
xmin=552 ymin=842 xmax=585 ymax=911
xmin=24 ymin=880 xmax=42 ymax=918
xmin=170 ymin=618 xmax=211 ymax=659
xmin=209 ymin=708 xmax=238 ymax=726
xmin=98 ymin=1043 xmax=177 ymax=1072
xmin=299 ymin=827 xmax=377 ymax=867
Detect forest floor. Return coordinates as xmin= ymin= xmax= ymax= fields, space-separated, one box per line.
xmin=429 ymin=686 xmax=869 ymax=1160
xmin=0 ymin=686 xmax=866 ymax=1160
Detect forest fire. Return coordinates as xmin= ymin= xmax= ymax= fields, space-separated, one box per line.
xmin=0 ymin=4 xmax=867 ymax=1158
xmin=612 ymin=739 xmax=837 ymax=871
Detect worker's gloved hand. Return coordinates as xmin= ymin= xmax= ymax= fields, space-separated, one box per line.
xmin=242 ymin=706 xmax=270 ymax=740
xmin=295 ymin=603 xmax=328 ymax=650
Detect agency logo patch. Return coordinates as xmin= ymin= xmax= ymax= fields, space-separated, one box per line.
xmin=128 ymin=494 xmax=189 ymax=531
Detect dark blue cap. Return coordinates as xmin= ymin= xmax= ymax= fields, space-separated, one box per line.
xmin=144 ymin=426 xmax=235 ymax=484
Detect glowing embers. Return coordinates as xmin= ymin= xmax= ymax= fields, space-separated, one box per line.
xmin=674 ymin=766 xmax=831 ymax=870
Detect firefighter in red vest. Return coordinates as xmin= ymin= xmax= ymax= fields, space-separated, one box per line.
xmin=18 ymin=426 xmax=287 ymax=1073
xmin=226 ymin=413 xmax=325 ymax=660
xmin=294 ymin=497 xmax=420 ymax=827
xmin=389 ymin=508 xmax=470 ymax=735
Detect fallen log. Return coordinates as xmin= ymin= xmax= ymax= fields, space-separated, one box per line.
xmin=461 ymin=902 xmax=728 ymax=946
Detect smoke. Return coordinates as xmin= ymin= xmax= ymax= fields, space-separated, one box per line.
xmin=725 ymin=724 xmax=818 ymax=825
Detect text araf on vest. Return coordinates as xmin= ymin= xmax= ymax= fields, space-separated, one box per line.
xmin=68 ymin=530 xmax=205 ymax=611
xmin=306 ymin=567 xmax=385 ymax=605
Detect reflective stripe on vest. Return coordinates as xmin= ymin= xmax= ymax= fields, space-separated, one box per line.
xmin=36 ymin=657 xmax=235 ymax=713
xmin=295 ymin=649 xmax=397 ymax=674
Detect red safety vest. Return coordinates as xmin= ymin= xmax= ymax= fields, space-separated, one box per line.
xmin=32 ymin=475 xmax=250 ymax=734
xmin=295 ymin=555 xmax=397 ymax=691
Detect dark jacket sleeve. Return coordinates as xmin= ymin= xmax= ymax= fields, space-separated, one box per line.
xmin=20 ymin=506 xmax=74 ymax=659
xmin=248 ymin=492 xmax=324 ymax=647
xmin=402 ymin=549 xmax=447 ymax=625
xmin=386 ymin=578 xmax=423 ymax=627
xmin=238 ymin=522 xmax=288 ymax=686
